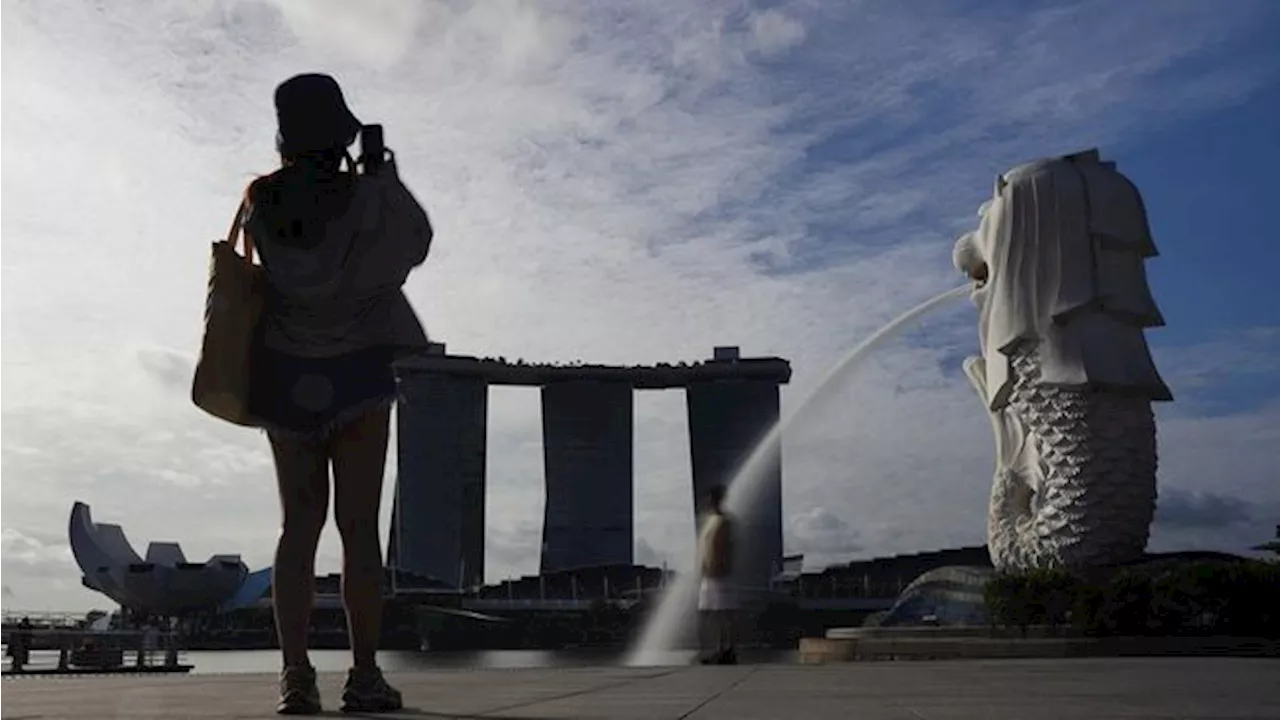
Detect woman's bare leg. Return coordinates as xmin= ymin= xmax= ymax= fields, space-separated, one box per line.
xmin=268 ymin=432 xmax=330 ymax=669
xmin=330 ymin=405 xmax=391 ymax=669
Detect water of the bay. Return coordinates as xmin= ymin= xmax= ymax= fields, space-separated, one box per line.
xmin=185 ymin=648 xmax=792 ymax=674
xmin=187 ymin=649 xmax=617 ymax=674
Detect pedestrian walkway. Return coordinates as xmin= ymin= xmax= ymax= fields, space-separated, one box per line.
xmin=2 ymin=657 xmax=1276 ymax=718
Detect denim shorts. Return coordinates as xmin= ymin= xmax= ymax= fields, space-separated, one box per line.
xmin=249 ymin=344 xmax=398 ymax=441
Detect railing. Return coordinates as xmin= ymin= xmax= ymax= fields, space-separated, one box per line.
xmin=464 ymin=598 xmax=621 ymax=612
xmin=786 ymin=578 xmax=911 ymax=599
xmin=797 ymin=597 xmax=895 ymax=611
xmin=1 ymin=610 xmax=92 ymax=629
xmin=3 ymin=628 xmax=190 ymax=675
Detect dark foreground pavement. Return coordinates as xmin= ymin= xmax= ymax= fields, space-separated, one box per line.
xmin=3 ymin=658 xmax=1277 ymax=719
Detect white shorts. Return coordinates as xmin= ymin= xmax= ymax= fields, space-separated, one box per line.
xmin=698 ymin=577 xmax=738 ymax=611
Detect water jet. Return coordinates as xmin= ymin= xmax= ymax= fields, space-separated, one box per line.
xmin=626 ymin=284 xmax=970 ymax=665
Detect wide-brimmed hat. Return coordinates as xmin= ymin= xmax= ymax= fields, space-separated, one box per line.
xmin=274 ymin=73 xmax=362 ymax=155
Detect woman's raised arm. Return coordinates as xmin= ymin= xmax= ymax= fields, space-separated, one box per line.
xmin=381 ymin=164 xmax=433 ymax=270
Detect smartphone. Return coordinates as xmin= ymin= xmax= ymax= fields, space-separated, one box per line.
xmin=361 ymin=124 xmax=385 ymax=175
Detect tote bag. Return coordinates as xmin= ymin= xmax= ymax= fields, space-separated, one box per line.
xmin=191 ymin=196 xmax=265 ymax=426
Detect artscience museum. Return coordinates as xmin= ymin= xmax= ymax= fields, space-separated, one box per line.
xmin=69 ymin=502 xmax=249 ymax=616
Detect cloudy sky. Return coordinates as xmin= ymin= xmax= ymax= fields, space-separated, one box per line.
xmin=3 ymin=0 xmax=1278 ymax=612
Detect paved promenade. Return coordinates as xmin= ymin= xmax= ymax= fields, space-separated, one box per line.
xmin=3 ymin=658 xmax=1277 ymax=719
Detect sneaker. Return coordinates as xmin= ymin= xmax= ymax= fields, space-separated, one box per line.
xmin=277 ymin=664 xmax=322 ymax=715
xmin=341 ymin=665 xmax=403 ymax=713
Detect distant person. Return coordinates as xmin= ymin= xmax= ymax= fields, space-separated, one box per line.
xmin=8 ymin=616 xmax=33 ymax=672
xmin=16 ymin=614 xmax=33 ymax=671
xmin=245 ymin=73 xmax=432 ymax=715
xmin=697 ymin=485 xmax=739 ymax=665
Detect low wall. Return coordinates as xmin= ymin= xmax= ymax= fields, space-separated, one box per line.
xmin=799 ymin=627 xmax=1280 ymax=663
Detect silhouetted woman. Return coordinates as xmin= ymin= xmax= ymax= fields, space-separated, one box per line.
xmin=245 ymin=74 xmax=431 ymax=715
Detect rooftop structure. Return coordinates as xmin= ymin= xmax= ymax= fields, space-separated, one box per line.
xmin=394 ymin=343 xmax=791 ymax=389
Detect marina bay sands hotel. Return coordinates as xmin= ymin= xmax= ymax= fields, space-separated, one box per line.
xmin=387 ymin=344 xmax=792 ymax=592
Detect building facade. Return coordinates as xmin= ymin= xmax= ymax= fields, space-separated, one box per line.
xmin=686 ymin=377 xmax=784 ymax=592
xmin=389 ymin=370 xmax=488 ymax=589
xmin=540 ymin=381 xmax=635 ymax=573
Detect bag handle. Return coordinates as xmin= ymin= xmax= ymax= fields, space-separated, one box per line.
xmin=223 ymin=190 xmax=256 ymax=265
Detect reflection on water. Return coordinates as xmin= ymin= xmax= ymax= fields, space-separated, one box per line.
xmin=188 ymin=648 xmax=786 ymax=674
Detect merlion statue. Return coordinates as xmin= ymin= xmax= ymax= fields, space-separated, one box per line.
xmin=952 ymin=149 xmax=1173 ymax=571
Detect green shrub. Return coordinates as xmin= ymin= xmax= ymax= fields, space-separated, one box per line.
xmin=1075 ymin=567 xmax=1154 ymax=636
xmin=983 ymin=573 xmax=1026 ymax=630
xmin=984 ymin=559 xmax=1280 ymax=638
xmin=984 ymin=568 xmax=1080 ymax=631
xmin=1025 ymin=567 xmax=1081 ymax=626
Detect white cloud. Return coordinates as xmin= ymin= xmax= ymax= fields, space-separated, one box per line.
xmin=748 ymin=9 xmax=806 ymax=58
xmin=2 ymin=528 xmax=87 ymax=610
xmin=1156 ymin=488 xmax=1253 ymax=529
xmin=265 ymin=0 xmax=428 ymax=70
xmin=3 ymin=0 xmax=1278 ymax=609
xmin=2 ymin=528 xmax=75 ymax=569
xmin=787 ymin=507 xmax=864 ymax=570
xmin=1156 ymin=327 xmax=1280 ymax=393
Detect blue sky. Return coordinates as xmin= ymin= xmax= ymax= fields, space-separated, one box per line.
xmin=1129 ymin=83 xmax=1280 ymax=416
xmin=1132 ymin=83 xmax=1280 ymax=330
xmin=2 ymin=0 xmax=1279 ymax=610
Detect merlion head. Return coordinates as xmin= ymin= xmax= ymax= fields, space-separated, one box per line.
xmin=953 ymin=148 xmax=1172 ymax=410
xmin=951 ymin=200 xmax=995 ymax=309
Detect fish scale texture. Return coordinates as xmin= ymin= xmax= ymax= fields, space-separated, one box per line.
xmin=988 ymin=347 xmax=1158 ymax=570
